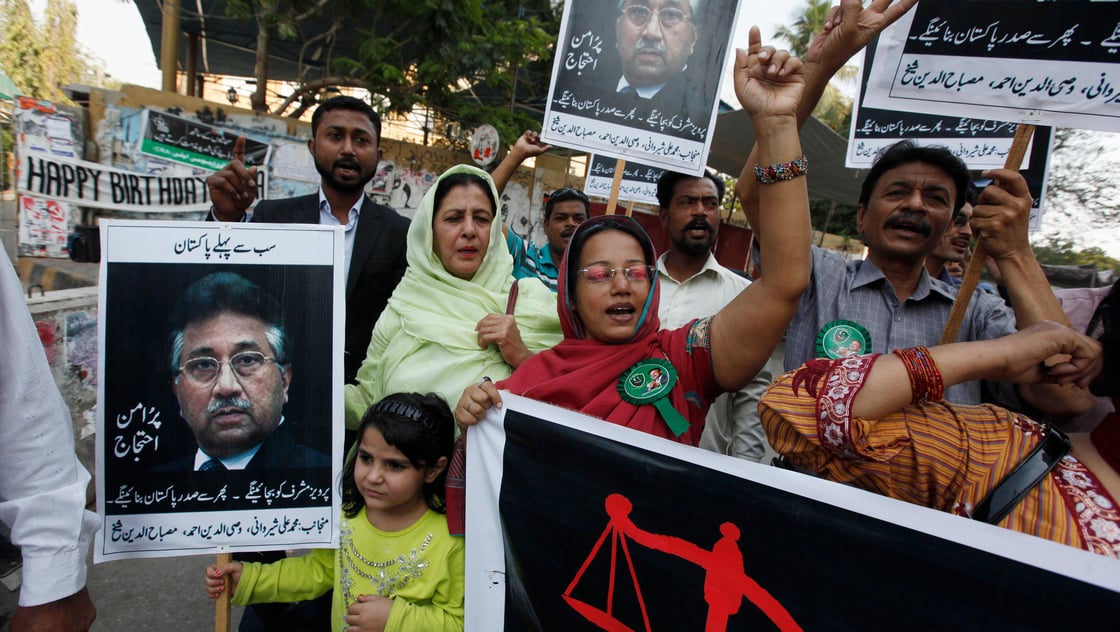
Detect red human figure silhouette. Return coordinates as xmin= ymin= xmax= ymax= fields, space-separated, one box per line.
xmin=564 ymin=493 xmax=801 ymax=632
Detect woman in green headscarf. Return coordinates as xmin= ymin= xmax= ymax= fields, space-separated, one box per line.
xmin=344 ymin=164 xmax=562 ymax=428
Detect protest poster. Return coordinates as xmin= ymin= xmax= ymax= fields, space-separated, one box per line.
xmin=862 ymin=0 xmax=1120 ymax=133
xmin=466 ymin=395 xmax=1120 ymax=630
xmin=584 ymin=154 xmax=664 ymax=207
xmin=849 ymin=39 xmax=1054 ymax=230
xmin=18 ymin=196 xmax=70 ymax=257
xmin=95 ymin=221 xmax=344 ymax=562
xmin=139 ymin=109 xmax=272 ymax=171
xmin=541 ymin=0 xmax=741 ymax=176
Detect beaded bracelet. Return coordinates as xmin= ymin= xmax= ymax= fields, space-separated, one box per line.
xmin=753 ymin=155 xmax=809 ymax=184
xmin=893 ymin=346 xmax=945 ymax=405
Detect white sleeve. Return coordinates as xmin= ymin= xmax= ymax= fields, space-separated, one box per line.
xmin=0 ymin=257 xmax=99 ymax=607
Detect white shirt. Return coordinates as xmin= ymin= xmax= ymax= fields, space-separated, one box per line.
xmin=657 ymin=251 xmax=775 ymax=462
xmin=0 ymin=257 xmax=99 ymax=606
xmin=318 ymin=189 xmax=361 ymax=279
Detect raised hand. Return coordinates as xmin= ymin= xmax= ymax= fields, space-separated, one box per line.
xmin=806 ymin=0 xmax=919 ymax=71
xmin=206 ymin=135 xmax=259 ymax=220
xmin=733 ymin=27 xmax=804 ymax=122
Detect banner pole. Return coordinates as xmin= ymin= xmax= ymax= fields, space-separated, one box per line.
xmin=215 ymin=552 xmax=232 ymax=632
xmin=605 ymin=159 xmax=627 ymax=215
xmin=938 ymin=123 xmax=1036 ymax=345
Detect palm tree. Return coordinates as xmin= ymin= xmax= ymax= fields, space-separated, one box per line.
xmin=774 ymin=0 xmax=855 ymax=135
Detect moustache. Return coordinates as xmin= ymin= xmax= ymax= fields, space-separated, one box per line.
xmin=883 ymin=213 xmax=932 ymax=237
xmin=634 ymin=39 xmax=668 ymax=56
xmin=684 ymin=219 xmax=713 ymax=233
xmin=333 ymin=158 xmax=361 ymax=171
xmin=207 ymin=396 xmax=252 ymax=415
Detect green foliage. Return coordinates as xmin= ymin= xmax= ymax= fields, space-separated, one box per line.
xmin=774 ymin=0 xmax=855 ymax=135
xmin=773 ymin=0 xmax=833 ymax=58
xmin=1032 ymin=236 xmax=1120 ymax=274
xmin=0 ymin=0 xmax=102 ymax=103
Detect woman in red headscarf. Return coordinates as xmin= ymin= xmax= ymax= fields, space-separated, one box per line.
xmin=455 ymin=28 xmax=811 ymax=444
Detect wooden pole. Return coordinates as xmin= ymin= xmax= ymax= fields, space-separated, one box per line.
xmin=605 ymin=158 xmax=626 ymax=215
xmin=160 ymin=0 xmax=181 ymax=93
xmin=215 ymin=552 xmax=232 ymax=632
xmin=938 ymin=123 xmax=1035 ymax=344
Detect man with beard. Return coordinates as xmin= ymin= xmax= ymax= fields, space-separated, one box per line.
xmin=654 ymin=170 xmax=777 ymax=462
xmin=924 ymin=186 xmax=976 ymax=285
xmin=207 ymin=96 xmax=409 ymax=384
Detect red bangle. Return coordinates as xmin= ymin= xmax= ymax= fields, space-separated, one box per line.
xmin=893 ymin=346 xmax=944 ymax=405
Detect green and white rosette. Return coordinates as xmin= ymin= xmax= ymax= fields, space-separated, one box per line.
xmin=617 ymin=358 xmax=689 ymax=437
xmin=815 ymin=319 xmax=872 ymax=360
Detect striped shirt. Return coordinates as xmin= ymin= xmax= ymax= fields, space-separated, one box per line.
xmin=506 ymin=231 xmax=558 ymax=292
xmin=759 ymin=355 xmax=1120 ymax=558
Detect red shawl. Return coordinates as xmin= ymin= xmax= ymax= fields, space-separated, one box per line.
xmin=498 ymin=216 xmax=716 ymax=444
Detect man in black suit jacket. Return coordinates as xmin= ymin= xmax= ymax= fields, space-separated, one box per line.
xmin=207 ymin=96 xmax=409 ymax=383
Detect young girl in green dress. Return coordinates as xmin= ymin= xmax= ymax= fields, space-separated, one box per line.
xmin=205 ymin=392 xmax=462 ymax=631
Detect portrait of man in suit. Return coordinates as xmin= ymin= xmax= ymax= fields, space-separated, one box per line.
xmin=165 ymin=271 xmax=329 ymax=472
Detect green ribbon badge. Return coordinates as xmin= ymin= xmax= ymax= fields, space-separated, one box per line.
xmin=617 ymin=358 xmax=690 ymax=437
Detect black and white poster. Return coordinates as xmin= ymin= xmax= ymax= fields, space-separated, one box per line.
xmin=95 ymin=221 xmax=344 ymax=561
xmin=863 ymin=0 xmax=1120 ymax=132
xmin=542 ymin=0 xmax=741 ymax=176
xmin=584 ymin=154 xmax=665 ymax=207
xmin=466 ymin=395 xmax=1120 ymax=630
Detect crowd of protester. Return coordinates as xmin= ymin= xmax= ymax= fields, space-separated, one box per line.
xmin=5 ymin=1 xmax=1118 ymax=630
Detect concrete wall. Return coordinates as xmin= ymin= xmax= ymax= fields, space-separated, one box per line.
xmin=26 ymin=286 xmax=99 ymax=488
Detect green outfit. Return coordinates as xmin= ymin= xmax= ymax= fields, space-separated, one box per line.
xmin=232 ymin=508 xmax=464 ymax=632
xmin=344 ymin=164 xmax=561 ymax=427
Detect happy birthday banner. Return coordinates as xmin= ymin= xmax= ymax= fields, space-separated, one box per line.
xmin=466 ymin=395 xmax=1120 ymax=630
xmin=17 ymin=153 xmax=214 ymax=213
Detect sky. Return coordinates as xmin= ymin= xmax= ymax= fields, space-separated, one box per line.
xmin=56 ymin=0 xmax=1120 ymax=258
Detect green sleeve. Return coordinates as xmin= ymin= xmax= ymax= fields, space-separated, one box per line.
xmin=384 ymin=537 xmax=465 ymax=632
xmin=231 ymin=549 xmax=335 ymax=606
xmin=344 ymin=315 xmax=394 ymax=429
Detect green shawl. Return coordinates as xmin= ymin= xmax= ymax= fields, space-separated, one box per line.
xmin=344 ymin=164 xmax=561 ymax=427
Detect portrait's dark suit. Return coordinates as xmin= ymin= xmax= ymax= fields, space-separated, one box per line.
xmin=248 ymin=195 xmax=410 ymax=383
xmin=151 ymin=419 xmax=331 ymax=472
xmin=601 ymin=71 xmax=714 ymax=133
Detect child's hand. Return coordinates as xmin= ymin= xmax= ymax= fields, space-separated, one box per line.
xmin=345 ymin=594 xmax=394 ymax=632
xmin=204 ymin=561 xmax=244 ymax=599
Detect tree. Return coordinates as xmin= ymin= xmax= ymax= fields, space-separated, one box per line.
xmin=1032 ymin=236 xmax=1120 ymax=276
xmin=0 ymin=0 xmax=99 ymax=103
xmin=773 ymin=0 xmax=854 ymax=136
xmin=214 ymin=0 xmax=558 ymax=144
xmin=0 ymin=0 xmax=45 ymax=97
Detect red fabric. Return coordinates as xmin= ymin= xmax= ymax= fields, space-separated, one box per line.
xmin=445 ymin=434 xmax=466 ymax=536
xmin=1090 ymin=410 xmax=1120 ymax=474
xmin=499 ymin=216 xmax=716 ymax=444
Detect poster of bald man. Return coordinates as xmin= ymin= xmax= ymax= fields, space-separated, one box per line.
xmin=94 ymin=220 xmax=344 ymax=561
xmin=543 ymin=0 xmax=741 ymax=176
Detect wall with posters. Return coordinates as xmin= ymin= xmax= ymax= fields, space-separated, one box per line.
xmin=27 ymin=287 xmax=99 ymax=490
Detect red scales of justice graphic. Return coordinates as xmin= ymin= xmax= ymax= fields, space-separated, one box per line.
xmin=562 ymin=494 xmax=801 ymax=632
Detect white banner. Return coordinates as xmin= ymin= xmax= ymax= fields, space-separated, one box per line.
xmin=863 ymin=0 xmax=1120 ymax=132
xmin=17 ymin=152 xmax=213 ymax=212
